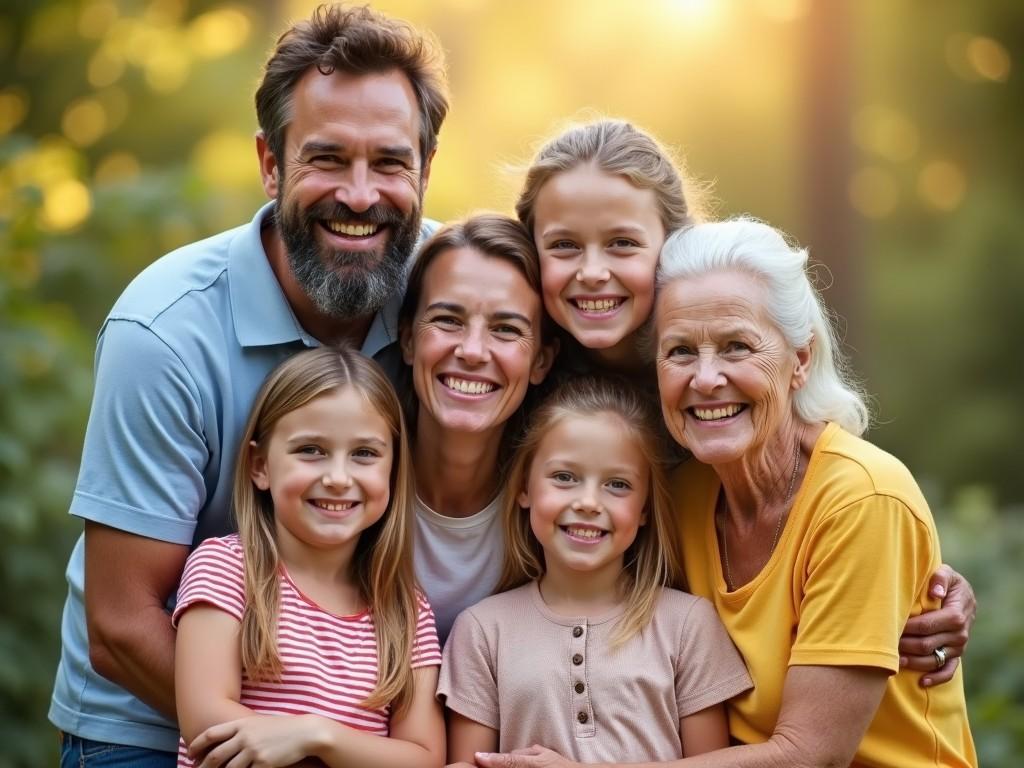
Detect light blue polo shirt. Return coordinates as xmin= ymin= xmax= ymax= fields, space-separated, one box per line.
xmin=49 ymin=202 xmax=435 ymax=751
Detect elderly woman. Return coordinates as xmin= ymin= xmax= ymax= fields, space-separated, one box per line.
xmin=397 ymin=214 xmax=554 ymax=642
xmin=476 ymin=218 xmax=976 ymax=768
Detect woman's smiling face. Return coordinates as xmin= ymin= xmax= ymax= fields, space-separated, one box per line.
xmin=402 ymin=246 xmax=551 ymax=438
xmin=655 ymin=269 xmax=809 ymax=466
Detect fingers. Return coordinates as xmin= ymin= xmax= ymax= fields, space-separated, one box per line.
xmin=899 ymin=627 xmax=969 ymax=658
xmin=920 ymin=655 xmax=960 ymax=688
xmin=927 ymin=563 xmax=955 ymax=599
xmin=901 ymin=606 xmax=971 ymax=639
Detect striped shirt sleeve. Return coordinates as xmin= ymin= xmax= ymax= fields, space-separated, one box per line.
xmin=411 ymin=592 xmax=442 ymax=668
xmin=172 ymin=536 xmax=246 ymax=626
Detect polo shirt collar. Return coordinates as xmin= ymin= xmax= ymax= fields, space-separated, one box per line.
xmin=229 ymin=202 xmax=317 ymax=349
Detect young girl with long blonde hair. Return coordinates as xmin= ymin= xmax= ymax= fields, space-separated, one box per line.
xmin=173 ymin=347 xmax=444 ymax=768
xmin=438 ymin=376 xmax=751 ymax=765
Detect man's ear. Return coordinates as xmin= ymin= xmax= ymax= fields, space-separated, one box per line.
xmin=400 ymin=325 xmax=414 ymax=366
xmin=249 ymin=440 xmax=271 ymax=491
xmin=530 ymin=337 xmax=560 ymax=386
xmin=420 ymin=146 xmax=437 ymax=193
xmin=791 ymin=336 xmax=813 ymax=391
xmin=256 ymin=131 xmax=279 ymax=200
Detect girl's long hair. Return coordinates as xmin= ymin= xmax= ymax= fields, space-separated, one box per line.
xmin=496 ymin=375 xmax=684 ymax=644
xmin=232 ymin=346 xmax=420 ymax=713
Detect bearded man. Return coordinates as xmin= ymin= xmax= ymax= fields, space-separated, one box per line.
xmin=49 ymin=6 xmax=447 ymax=764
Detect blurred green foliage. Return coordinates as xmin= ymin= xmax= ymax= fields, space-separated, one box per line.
xmin=0 ymin=0 xmax=1020 ymax=765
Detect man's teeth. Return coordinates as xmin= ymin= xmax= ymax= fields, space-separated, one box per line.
xmin=444 ymin=376 xmax=496 ymax=395
xmin=317 ymin=501 xmax=355 ymax=511
xmin=325 ymin=220 xmax=380 ymax=237
xmin=565 ymin=526 xmax=605 ymax=539
xmin=693 ymin=404 xmax=743 ymax=421
xmin=575 ymin=298 xmax=621 ymax=313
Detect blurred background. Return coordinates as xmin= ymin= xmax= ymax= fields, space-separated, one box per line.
xmin=1 ymin=0 xmax=1020 ymax=764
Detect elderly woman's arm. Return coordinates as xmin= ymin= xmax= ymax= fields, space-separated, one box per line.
xmin=473 ymin=665 xmax=888 ymax=768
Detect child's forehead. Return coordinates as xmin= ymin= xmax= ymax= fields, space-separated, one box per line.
xmin=534 ymin=411 xmax=647 ymax=465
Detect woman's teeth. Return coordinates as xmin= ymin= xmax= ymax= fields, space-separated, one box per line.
xmin=692 ymin=404 xmax=744 ymax=421
xmin=444 ymin=376 xmax=496 ymax=395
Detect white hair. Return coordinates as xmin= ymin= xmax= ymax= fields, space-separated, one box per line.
xmin=656 ymin=217 xmax=870 ymax=436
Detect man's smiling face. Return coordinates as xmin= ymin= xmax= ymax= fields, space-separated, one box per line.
xmin=270 ymin=67 xmax=429 ymax=319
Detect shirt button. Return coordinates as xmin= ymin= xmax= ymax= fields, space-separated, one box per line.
xmin=572 ymin=625 xmax=584 ymax=637
xmin=574 ymin=681 xmax=585 ymax=694
xmin=577 ymin=711 xmax=589 ymax=724
xmin=572 ymin=653 xmax=583 ymax=665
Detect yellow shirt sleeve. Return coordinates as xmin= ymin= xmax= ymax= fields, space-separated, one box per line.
xmin=790 ymin=493 xmax=936 ymax=672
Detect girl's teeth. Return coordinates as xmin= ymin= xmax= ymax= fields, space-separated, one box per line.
xmin=566 ymin=527 xmax=604 ymax=539
xmin=575 ymin=298 xmax=621 ymax=312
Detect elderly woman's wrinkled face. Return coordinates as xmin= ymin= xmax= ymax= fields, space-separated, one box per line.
xmin=401 ymin=246 xmax=551 ymax=437
xmin=655 ymin=270 xmax=808 ymax=466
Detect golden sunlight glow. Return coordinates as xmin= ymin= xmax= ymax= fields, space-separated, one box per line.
xmin=0 ymin=89 xmax=29 ymax=136
xmin=41 ymin=178 xmax=92 ymax=231
xmin=917 ymin=160 xmax=966 ymax=212
xmin=188 ymin=8 xmax=251 ymax=59
xmin=661 ymin=0 xmax=727 ymax=31
xmin=754 ymin=0 xmax=811 ymax=23
xmin=965 ymin=36 xmax=1011 ymax=82
xmin=62 ymin=98 xmax=108 ymax=147
xmin=848 ymin=167 xmax=899 ymax=219
xmin=851 ymin=105 xmax=918 ymax=162
xmin=191 ymin=130 xmax=255 ymax=190
xmin=144 ymin=0 xmax=187 ymax=26
xmin=78 ymin=0 xmax=118 ymax=39
xmin=94 ymin=151 xmax=142 ymax=185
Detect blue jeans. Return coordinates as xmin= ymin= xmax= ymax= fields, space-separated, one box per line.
xmin=59 ymin=733 xmax=176 ymax=768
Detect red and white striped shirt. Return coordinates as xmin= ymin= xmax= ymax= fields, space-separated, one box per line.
xmin=172 ymin=534 xmax=441 ymax=766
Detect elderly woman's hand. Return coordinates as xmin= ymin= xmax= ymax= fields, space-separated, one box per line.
xmin=474 ymin=745 xmax=581 ymax=768
xmin=899 ymin=563 xmax=977 ymax=686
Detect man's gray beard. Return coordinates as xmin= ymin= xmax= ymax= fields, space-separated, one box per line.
xmin=279 ymin=198 xmax=420 ymax=321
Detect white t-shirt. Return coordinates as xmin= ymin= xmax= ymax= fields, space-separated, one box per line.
xmin=413 ymin=494 xmax=504 ymax=644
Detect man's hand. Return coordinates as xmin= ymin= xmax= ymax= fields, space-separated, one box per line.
xmin=899 ymin=563 xmax=977 ymax=686
xmin=474 ymin=745 xmax=580 ymax=768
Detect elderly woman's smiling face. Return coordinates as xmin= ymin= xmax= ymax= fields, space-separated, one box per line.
xmin=655 ymin=269 xmax=810 ymax=466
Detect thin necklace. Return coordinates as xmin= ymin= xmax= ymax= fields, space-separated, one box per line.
xmin=720 ymin=428 xmax=804 ymax=591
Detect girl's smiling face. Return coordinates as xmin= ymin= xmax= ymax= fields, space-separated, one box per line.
xmin=250 ymin=386 xmax=394 ymax=564
xmin=532 ymin=163 xmax=665 ymax=357
xmin=519 ymin=411 xmax=649 ymax=582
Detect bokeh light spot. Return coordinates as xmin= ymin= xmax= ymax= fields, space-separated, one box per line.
xmin=79 ymin=0 xmax=118 ymax=39
xmin=0 ymin=89 xmax=29 ymax=136
xmin=62 ymin=99 xmax=109 ymax=147
xmin=966 ymin=36 xmax=1011 ymax=82
xmin=189 ymin=8 xmax=251 ymax=59
xmin=95 ymin=152 xmax=141 ymax=185
xmin=852 ymin=105 xmax=918 ymax=162
xmin=192 ymin=131 xmax=255 ymax=189
xmin=848 ymin=167 xmax=899 ymax=219
xmin=88 ymin=48 xmax=126 ymax=87
xmin=918 ymin=160 xmax=966 ymax=212
xmin=42 ymin=179 xmax=92 ymax=231
xmin=143 ymin=36 xmax=192 ymax=92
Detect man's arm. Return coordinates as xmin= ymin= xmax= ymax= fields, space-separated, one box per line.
xmin=84 ymin=521 xmax=189 ymax=718
xmin=899 ymin=563 xmax=976 ymax=686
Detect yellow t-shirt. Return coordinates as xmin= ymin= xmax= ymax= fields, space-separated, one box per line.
xmin=672 ymin=422 xmax=977 ymax=768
